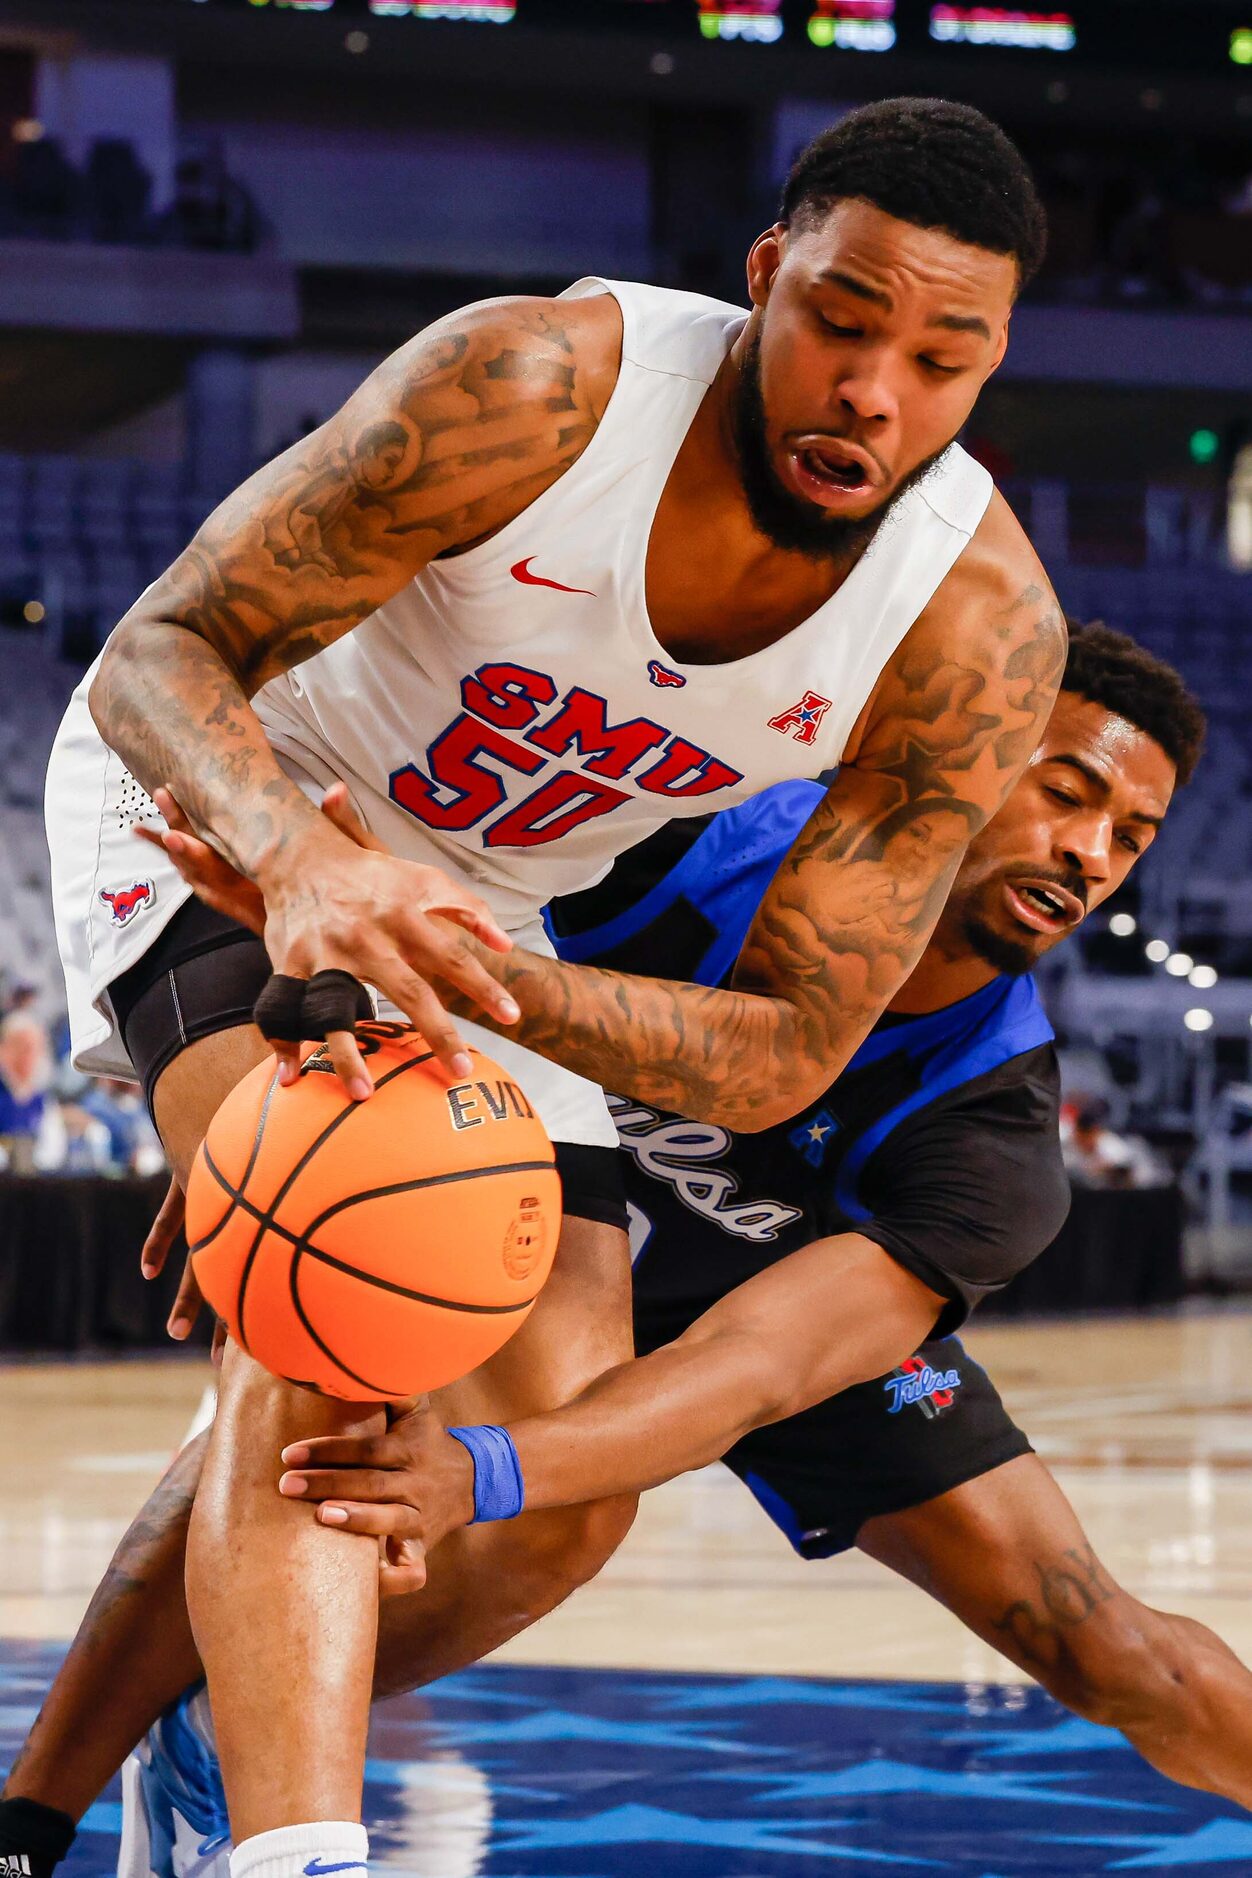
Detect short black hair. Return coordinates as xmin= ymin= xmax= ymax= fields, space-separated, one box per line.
xmin=781 ymin=97 xmax=1047 ymax=291
xmin=1061 ymin=618 xmax=1206 ymax=786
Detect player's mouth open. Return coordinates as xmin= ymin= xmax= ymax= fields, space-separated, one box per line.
xmin=1004 ymin=879 xmax=1085 ymax=934
xmin=786 ymin=439 xmax=877 ymax=507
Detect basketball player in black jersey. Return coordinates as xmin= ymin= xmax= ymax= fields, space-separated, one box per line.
xmin=8 ymin=625 xmax=1250 ymax=1860
xmin=263 ymin=622 xmax=1249 ymax=1807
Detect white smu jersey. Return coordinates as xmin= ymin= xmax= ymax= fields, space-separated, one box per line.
xmin=48 ymin=275 xmax=991 ymax=1088
xmin=253 ymin=276 xmax=994 ymax=927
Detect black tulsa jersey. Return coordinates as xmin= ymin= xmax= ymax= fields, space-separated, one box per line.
xmin=549 ymin=779 xmax=1070 ymax=1339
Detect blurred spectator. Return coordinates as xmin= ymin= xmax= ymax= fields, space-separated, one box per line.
xmin=80 ymin=1077 xmax=165 ymax=1176
xmin=1062 ymin=1098 xmax=1165 ymax=1190
xmin=85 ymin=137 xmax=152 ymax=245
xmin=6 ymin=133 xmax=80 ymax=239
xmin=0 ymin=1009 xmax=60 ymax=1172
xmin=58 ymin=1096 xmax=113 ymax=1173
xmin=0 ymin=132 xmax=257 ymax=252
xmin=154 ymin=152 xmax=259 ymax=253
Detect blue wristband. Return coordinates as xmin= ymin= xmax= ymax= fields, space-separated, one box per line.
xmin=446 ymin=1423 xmax=525 ymax=1523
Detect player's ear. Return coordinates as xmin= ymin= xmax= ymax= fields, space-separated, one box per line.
xmin=746 ymin=225 xmax=786 ymax=309
xmin=987 ymin=313 xmax=1010 ymax=377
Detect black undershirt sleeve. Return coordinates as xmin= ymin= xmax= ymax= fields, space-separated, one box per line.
xmin=851 ymin=1045 xmax=1070 ymax=1336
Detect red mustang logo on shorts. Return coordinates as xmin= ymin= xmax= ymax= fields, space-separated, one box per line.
xmin=99 ymin=880 xmax=155 ymax=927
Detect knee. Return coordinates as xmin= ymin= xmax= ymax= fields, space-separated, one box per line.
xmin=215 ymin=1344 xmax=384 ymax=1445
xmin=512 ymin=1492 xmax=639 ymax=1618
xmin=559 ymin=1491 xmax=639 ymax=1587
xmin=1039 ymin=1605 xmax=1194 ymax=1733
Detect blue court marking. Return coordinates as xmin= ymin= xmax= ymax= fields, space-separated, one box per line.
xmin=2 ymin=1640 xmax=1246 ymax=1874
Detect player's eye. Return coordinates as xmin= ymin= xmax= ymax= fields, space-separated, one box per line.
xmin=920 ymin=357 xmax=962 ymax=377
xmin=1045 ymin=786 xmax=1079 ymax=807
xmin=1117 ymin=831 xmax=1143 ymax=855
xmin=820 ymin=316 xmax=862 ymax=338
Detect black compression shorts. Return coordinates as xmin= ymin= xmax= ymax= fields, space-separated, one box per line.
xmin=635 ymin=1298 xmax=1031 ymax=1556
xmin=107 ymin=897 xmax=628 ymax=1232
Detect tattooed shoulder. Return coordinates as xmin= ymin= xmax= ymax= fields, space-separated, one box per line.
xmin=138 ymin=292 xmax=624 ymax=694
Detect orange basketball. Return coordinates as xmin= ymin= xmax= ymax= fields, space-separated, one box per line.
xmin=184 ymin=1022 xmax=561 ymax=1401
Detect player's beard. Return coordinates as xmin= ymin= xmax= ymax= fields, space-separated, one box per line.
xmin=730 ymin=326 xmax=952 ymax=562
xmin=958 ymin=911 xmax=1040 ymax=979
xmin=956 ymin=864 xmax=1090 ymax=977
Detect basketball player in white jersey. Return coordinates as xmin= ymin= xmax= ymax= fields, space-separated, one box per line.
xmin=27 ymin=98 xmax=1062 ymax=1878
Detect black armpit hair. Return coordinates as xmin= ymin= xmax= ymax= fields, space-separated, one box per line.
xmin=781 ymin=97 xmax=1047 ymax=290
xmin=1062 ymin=618 xmax=1206 ymax=785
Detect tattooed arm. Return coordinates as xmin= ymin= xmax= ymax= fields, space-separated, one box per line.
xmin=89 ymin=294 xmax=622 ymax=1079
xmin=469 ymin=521 xmax=1065 ymax=1128
xmin=153 ymin=530 xmax=1063 ymax=1130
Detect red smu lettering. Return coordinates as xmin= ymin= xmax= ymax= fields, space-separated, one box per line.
xmin=525 ymin=687 xmax=668 ymax=780
xmin=636 ymin=736 xmax=744 ymax=799
xmin=460 ymin=663 xmax=557 ymax=731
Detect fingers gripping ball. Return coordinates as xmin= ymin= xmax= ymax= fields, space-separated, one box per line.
xmin=184 ymin=1023 xmax=561 ymax=1400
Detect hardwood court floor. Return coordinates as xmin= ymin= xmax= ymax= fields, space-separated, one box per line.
xmin=2 ymin=1309 xmax=1250 ymax=1683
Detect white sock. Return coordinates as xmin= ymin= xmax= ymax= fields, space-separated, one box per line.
xmin=228 ymin=1822 xmax=368 ymax=1878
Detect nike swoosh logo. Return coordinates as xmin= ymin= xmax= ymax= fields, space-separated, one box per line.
xmin=303 ymin=1862 xmax=367 ymax=1875
xmin=509 ymin=556 xmax=595 ymax=596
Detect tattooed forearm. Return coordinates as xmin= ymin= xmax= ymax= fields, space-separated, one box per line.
xmin=992 ymin=1541 xmax=1117 ymax=1674
xmin=438 ymin=590 xmax=1064 ymax=1129
xmin=88 ymin=302 xmax=606 ymax=879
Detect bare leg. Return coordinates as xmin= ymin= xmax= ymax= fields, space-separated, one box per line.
xmin=3 ymin=1437 xmax=205 ymax=1820
xmin=375 ymin=1210 xmax=637 ymax=1695
xmin=3 ymin=1184 xmax=634 ymax=1823
xmin=859 ymin=1452 xmax=1252 ymax=1809
xmin=151 ymin=1029 xmax=385 ymax=1841
xmin=3 ymin=1026 xmax=271 ymax=1823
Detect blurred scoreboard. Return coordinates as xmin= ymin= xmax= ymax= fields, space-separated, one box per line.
xmin=165 ymin=0 xmax=1252 ymax=75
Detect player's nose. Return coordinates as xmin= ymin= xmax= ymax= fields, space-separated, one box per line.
xmin=1058 ymin=812 xmax=1112 ymax=886
xmin=832 ymin=356 xmax=896 ymax=427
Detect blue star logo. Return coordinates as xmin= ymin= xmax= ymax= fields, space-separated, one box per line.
xmin=789 ymin=1107 xmax=839 ymax=1168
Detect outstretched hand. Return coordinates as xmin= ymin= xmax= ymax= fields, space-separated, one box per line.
xmin=136 ymin=781 xmax=520 ymax=1094
xmin=277 ymin=1397 xmax=477 ymax=1596
xmin=137 ymin=783 xmax=382 ymax=939
xmin=140 ymin=1174 xmax=226 ymax=1360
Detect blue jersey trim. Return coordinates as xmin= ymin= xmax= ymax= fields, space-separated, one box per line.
xmin=741 ymin=1467 xmax=807 ymax=1554
xmin=548 ymin=779 xmax=824 ymax=984
xmin=831 ymin=974 xmax=1056 ymax=1224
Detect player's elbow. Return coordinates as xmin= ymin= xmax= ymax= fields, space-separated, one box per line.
xmin=88 ymin=621 xmax=137 ymax=738
xmin=89 ymin=613 xmax=168 ymax=738
xmin=727 ymin=1068 xmax=839 ymax=1134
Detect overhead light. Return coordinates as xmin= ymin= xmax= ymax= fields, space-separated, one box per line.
xmin=1109 ymin=913 xmax=1136 ymax=937
xmin=1189 ymin=964 xmax=1219 ymax=989
xmin=1165 ymin=952 xmax=1194 ymax=976
xmin=1184 ymin=1008 xmax=1214 ymax=1032
xmin=1145 ymin=938 xmax=1170 ymax=963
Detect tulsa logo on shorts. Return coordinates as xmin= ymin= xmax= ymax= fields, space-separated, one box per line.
xmin=884 ymin=1355 xmax=962 ymax=1418
xmin=99 ymin=879 xmax=155 ymax=927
